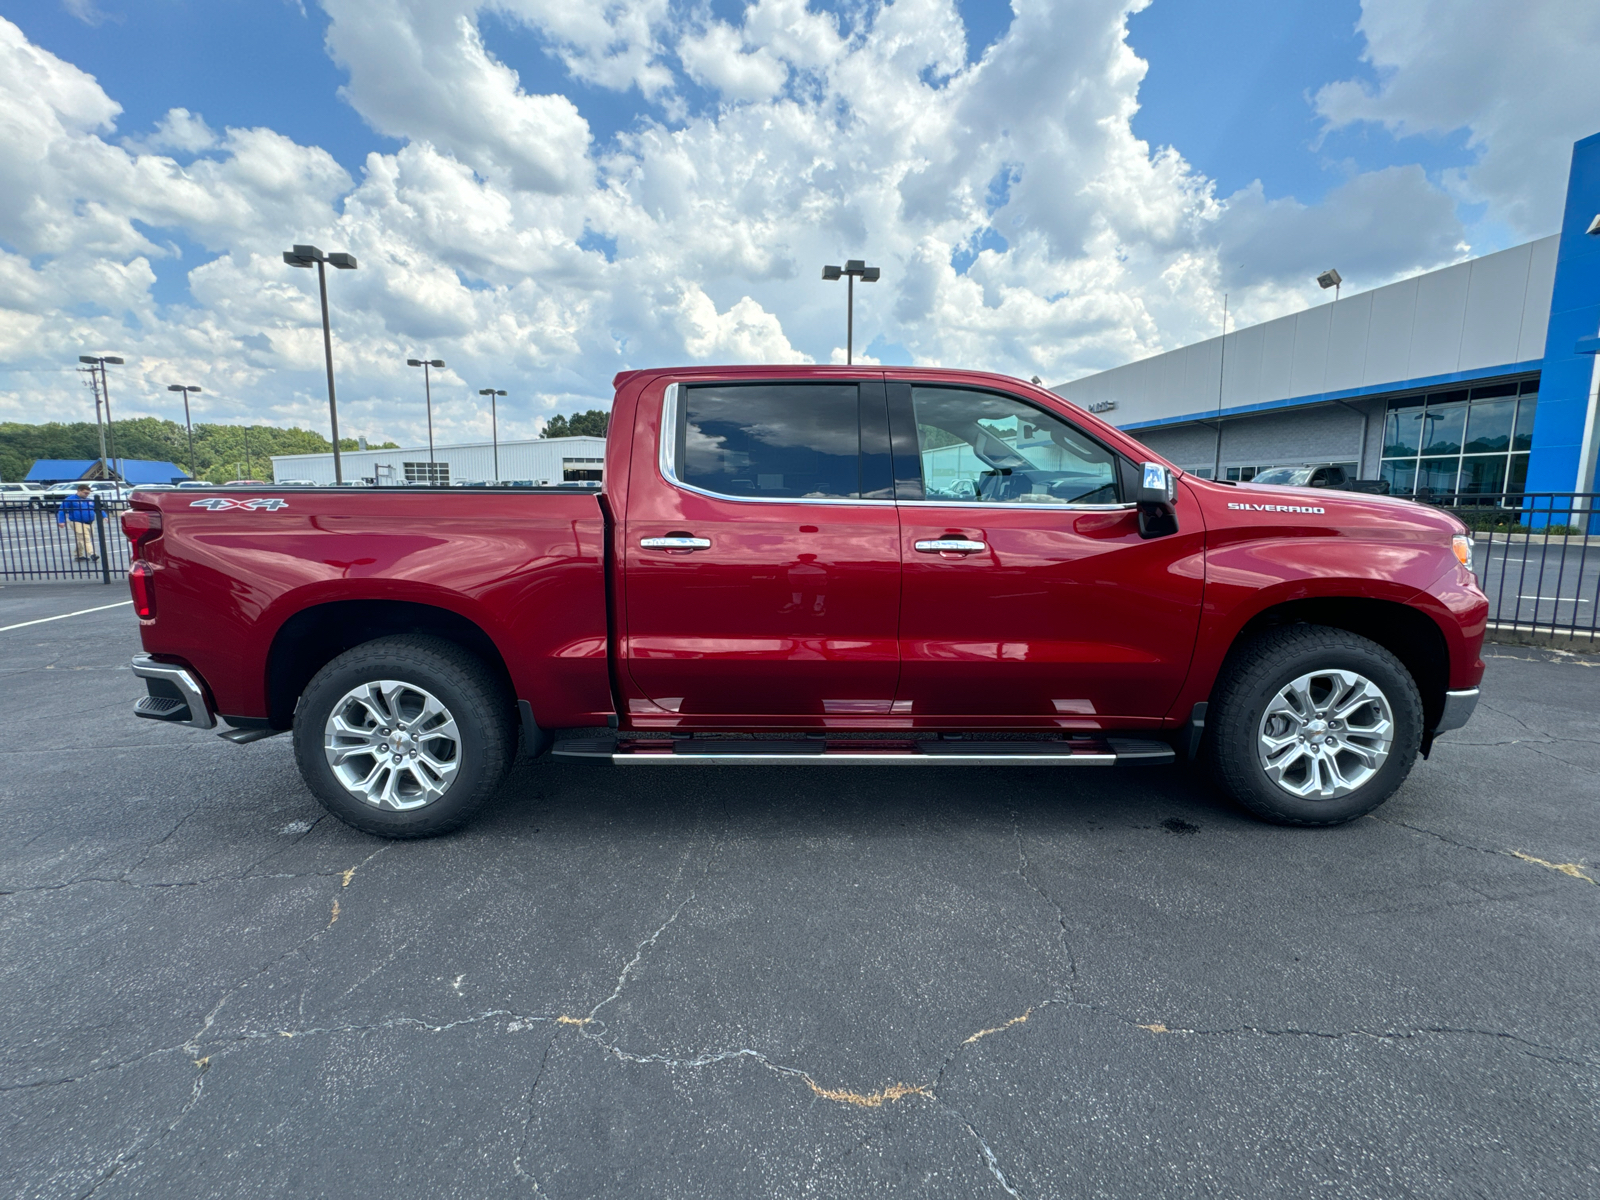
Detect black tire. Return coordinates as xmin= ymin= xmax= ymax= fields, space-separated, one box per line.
xmin=292 ymin=635 xmax=516 ymax=838
xmin=1208 ymin=624 xmax=1424 ymax=826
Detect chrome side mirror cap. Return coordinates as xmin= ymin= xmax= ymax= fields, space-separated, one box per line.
xmin=1136 ymin=462 xmax=1179 ymax=539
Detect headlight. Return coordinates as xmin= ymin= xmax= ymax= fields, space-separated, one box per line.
xmin=1452 ymin=534 xmax=1473 ymax=572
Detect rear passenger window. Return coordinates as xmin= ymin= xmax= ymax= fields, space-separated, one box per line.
xmin=678 ymin=384 xmax=861 ymax=499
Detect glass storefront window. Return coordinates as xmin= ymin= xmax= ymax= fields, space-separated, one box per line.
xmin=1458 ymin=454 xmax=1507 ymax=495
xmin=1380 ymin=459 xmax=1416 ymax=494
xmin=1507 ymin=453 xmax=1529 ymax=495
xmin=1383 ymin=405 xmax=1423 ymax=458
xmin=1513 ymin=388 xmax=1537 ymax=452
xmin=1464 ymin=398 xmax=1515 ymax=454
xmin=1380 ymin=375 xmax=1537 ymax=500
xmin=1420 ymin=396 xmax=1467 ymax=455
xmin=1418 ymin=457 xmax=1460 ymax=493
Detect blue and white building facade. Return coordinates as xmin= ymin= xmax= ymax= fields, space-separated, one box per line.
xmin=1055 ymin=133 xmax=1600 ymax=501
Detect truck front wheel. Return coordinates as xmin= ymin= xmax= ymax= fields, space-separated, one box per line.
xmin=292 ymin=635 xmax=515 ymax=838
xmin=1208 ymin=625 xmax=1423 ymax=826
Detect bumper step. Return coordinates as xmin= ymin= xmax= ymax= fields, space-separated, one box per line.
xmin=552 ymin=735 xmax=1175 ymax=767
xmin=134 ymin=694 xmax=191 ymax=723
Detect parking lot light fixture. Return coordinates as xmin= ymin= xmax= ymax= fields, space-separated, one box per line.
xmin=406 ymin=358 xmax=446 ymax=472
xmin=283 ymin=244 xmax=357 ymax=483
xmin=1317 ymin=268 xmax=1342 ymax=301
xmin=478 ymin=388 xmax=507 ymax=481
xmin=821 ymin=260 xmax=879 ymax=365
xmin=167 ymin=385 xmax=202 ymax=480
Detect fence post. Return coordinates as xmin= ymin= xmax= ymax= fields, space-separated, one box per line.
xmin=95 ymin=496 xmax=112 ymax=585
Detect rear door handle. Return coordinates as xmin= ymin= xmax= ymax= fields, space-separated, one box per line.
xmin=640 ymin=535 xmax=712 ymax=551
xmin=914 ymin=539 xmax=986 ymax=554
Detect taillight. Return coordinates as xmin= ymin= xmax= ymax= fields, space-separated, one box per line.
xmin=129 ymin=561 xmax=156 ymax=619
xmin=122 ymin=508 xmax=162 ymax=554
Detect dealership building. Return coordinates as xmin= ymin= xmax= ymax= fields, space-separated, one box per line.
xmin=1055 ymin=132 xmax=1600 ymax=498
xmin=270 ymin=435 xmax=606 ymax=486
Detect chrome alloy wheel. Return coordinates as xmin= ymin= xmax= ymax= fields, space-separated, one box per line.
xmin=323 ymin=680 xmax=461 ymax=810
xmin=1257 ymin=669 xmax=1394 ymax=800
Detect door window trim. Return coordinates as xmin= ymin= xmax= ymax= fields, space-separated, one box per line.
xmin=658 ymin=381 xmax=897 ymax=507
xmin=891 ymin=382 xmax=1136 ymax=512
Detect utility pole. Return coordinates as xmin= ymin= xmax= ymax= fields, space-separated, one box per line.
xmin=82 ymin=367 xmax=107 ymax=475
xmin=79 ymin=356 xmax=124 ymax=479
xmin=167 ymin=385 xmax=202 ymax=479
xmin=1211 ymin=294 xmax=1228 ymax=481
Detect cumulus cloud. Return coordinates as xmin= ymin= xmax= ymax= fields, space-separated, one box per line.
xmin=1314 ymin=0 xmax=1600 ymax=235
xmin=0 ymin=1 xmax=1579 ymax=447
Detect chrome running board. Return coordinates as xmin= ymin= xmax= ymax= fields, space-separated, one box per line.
xmin=552 ymin=736 xmax=1175 ymax=767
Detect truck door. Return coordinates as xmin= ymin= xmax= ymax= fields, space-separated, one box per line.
xmin=622 ymin=378 xmax=902 ymax=719
xmin=889 ymin=382 xmax=1205 ymax=724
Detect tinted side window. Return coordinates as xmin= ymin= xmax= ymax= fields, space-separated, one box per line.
xmin=679 ymin=384 xmax=861 ymax=499
xmin=910 ymin=387 xmax=1119 ymax=505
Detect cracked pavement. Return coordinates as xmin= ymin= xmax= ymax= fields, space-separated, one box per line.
xmin=2 ymin=583 xmax=1598 ymax=1199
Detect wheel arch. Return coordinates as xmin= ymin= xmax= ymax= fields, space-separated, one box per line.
xmin=266 ymin=599 xmax=516 ymax=731
xmin=1224 ymin=597 xmax=1451 ymax=736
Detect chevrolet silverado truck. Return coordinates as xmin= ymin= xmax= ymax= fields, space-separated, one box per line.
xmin=121 ymin=366 xmax=1487 ymax=838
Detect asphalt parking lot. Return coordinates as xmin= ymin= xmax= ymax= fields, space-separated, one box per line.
xmin=3 ymin=582 xmax=1598 ymax=1199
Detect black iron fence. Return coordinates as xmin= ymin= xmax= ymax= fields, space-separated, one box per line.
xmin=1421 ymin=492 xmax=1599 ymax=639
xmin=0 ymin=496 xmax=129 ymax=583
xmin=2 ymin=487 xmax=1594 ymax=638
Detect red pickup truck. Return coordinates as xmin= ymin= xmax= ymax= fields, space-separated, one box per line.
xmin=121 ymin=366 xmax=1486 ymax=837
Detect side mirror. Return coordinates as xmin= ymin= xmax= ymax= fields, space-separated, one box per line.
xmin=1136 ymin=462 xmax=1179 ymax=539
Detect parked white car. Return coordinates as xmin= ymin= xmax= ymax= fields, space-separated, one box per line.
xmin=0 ymin=482 xmax=48 ymax=510
xmin=41 ymin=480 xmax=133 ymax=508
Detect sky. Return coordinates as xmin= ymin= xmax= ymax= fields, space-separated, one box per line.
xmin=1 ymin=0 xmax=1597 ymax=451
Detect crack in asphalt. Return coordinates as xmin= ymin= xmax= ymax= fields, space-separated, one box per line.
xmin=1367 ymin=814 xmax=1596 ymax=888
xmin=1119 ymin=1017 xmax=1599 ymax=1067
xmin=12 ymin=845 xmax=395 ymax=1192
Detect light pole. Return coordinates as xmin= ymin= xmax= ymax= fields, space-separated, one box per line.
xmin=821 ymin=260 xmax=880 ymax=364
xmin=283 ymin=244 xmax=357 ymax=483
xmin=479 ymin=388 xmax=506 ymax=482
xmin=167 ymin=385 xmax=202 ymax=480
xmin=406 ymin=358 xmax=446 ymax=475
xmin=1317 ymin=268 xmax=1342 ymax=302
xmin=79 ymin=356 xmax=124 ymax=479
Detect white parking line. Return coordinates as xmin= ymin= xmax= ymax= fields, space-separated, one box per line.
xmin=0 ymin=600 xmax=133 ymax=632
xmin=1517 ymin=596 xmax=1591 ymax=603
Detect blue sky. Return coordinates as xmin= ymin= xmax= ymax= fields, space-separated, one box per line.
xmin=11 ymin=0 xmax=1477 ymax=221
xmin=0 ymin=0 xmax=1594 ymax=445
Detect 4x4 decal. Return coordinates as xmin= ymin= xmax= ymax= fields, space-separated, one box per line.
xmin=188 ymin=497 xmax=290 ymax=511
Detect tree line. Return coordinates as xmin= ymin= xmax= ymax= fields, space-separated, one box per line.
xmin=3 ymin=406 xmax=612 ymax=483
xmin=540 ymin=410 xmax=609 ymax=438
xmin=0 ymin=417 xmax=397 ymax=485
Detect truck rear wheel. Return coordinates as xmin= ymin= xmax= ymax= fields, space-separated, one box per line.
xmin=1208 ymin=625 xmax=1423 ymax=826
xmin=292 ymin=635 xmax=515 ymax=838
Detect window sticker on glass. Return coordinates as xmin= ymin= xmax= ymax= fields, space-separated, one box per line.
xmin=679 ymin=384 xmax=861 ymax=499
xmin=910 ymin=388 xmax=1118 ymax=505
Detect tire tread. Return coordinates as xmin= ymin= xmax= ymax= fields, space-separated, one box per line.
xmin=293 ymin=634 xmax=514 ymax=838
xmin=1208 ymin=624 xmax=1423 ymax=827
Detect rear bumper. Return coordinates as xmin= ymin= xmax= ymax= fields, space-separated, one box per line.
xmin=1434 ymin=687 xmax=1479 ymax=735
xmin=131 ymin=654 xmax=216 ymax=731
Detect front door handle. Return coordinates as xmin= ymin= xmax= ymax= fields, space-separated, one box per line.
xmin=640 ymin=535 xmax=712 ymax=552
xmin=914 ymin=539 xmax=986 ymax=554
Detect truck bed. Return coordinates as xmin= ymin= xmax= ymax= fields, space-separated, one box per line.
xmin=131 ymin=486 xmax=612 ymax=729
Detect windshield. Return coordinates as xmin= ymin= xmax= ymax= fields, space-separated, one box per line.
xmin=1252 ymin=467 xmax=1313 ymax=486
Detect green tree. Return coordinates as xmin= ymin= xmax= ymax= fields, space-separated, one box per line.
xmin=0 ymin=419 xmax=397 ymax=484
xmin=540 ymin=409 xmax=610 ymax=439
